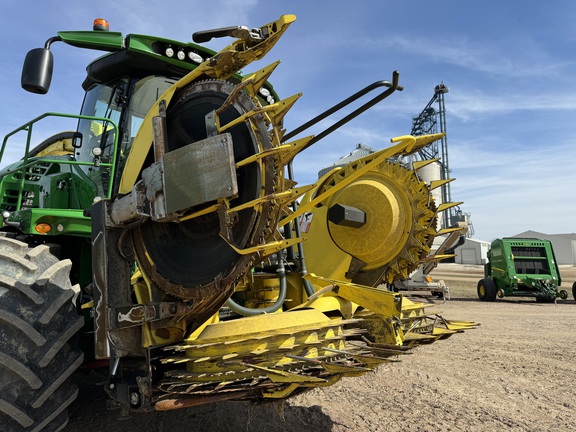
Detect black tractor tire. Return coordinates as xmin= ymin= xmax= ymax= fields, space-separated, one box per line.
xmin=0 ymin=236 xmax=84 ymax=431
xmin=477 ymin=278 xmax=497 ymax=302
xmin=572 ymin=282 xmax=576 ymax=301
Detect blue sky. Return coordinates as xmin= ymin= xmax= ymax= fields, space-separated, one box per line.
xmin=1 ymin=1 xmax=575 ymax=242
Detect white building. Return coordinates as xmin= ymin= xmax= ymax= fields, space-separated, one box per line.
xmin=453 ymin=238 xmax=490 ymax=265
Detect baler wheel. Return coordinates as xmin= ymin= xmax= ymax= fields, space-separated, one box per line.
xmin=477 ymin=278 xmax=497 ymax=301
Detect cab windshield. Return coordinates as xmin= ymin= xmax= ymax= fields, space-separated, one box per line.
xmin=77 ymin=78 xmax=126 ymax=165
xmin=76 ymin=75 xmax=176 ymax=199
xmin=76 ymin=78 xmax=126 ymax=200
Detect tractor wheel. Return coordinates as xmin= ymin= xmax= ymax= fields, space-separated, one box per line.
xmin=477 ymin=278 xmax=497 ymax=301
xmin=0 ymin=236 xmax=84 ymax=432
xmin=572 ymin=282 xmax=576 ymax=301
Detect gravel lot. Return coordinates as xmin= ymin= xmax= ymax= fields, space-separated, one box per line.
xmin=64 ymin=264 xmax=576 ymax=432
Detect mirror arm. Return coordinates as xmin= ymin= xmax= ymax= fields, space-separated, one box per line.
xmin=44 ymin=36 xmax=62 ymax=50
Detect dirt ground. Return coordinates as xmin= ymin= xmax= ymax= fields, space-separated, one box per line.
xmin=64 ymin=264 xmax=576 ymax=432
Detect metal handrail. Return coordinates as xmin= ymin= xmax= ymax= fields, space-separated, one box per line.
xmin=0 ymin=112 xmax=119 ymax=210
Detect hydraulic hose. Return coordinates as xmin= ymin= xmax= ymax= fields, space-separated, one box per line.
xmin=225 ymin=255 xmax=287 ymax=316
xmin=287 ymin=160 xmax=315 ymax=298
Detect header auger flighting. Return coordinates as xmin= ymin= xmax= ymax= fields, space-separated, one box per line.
xmin=0 ymin=15 xmax=475 ymax=431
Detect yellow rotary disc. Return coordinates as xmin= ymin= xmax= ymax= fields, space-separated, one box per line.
xmin=319 ymin=157 xmax=437 ymax=282
xmin=327 ymin=172 xmax=412 ymax=269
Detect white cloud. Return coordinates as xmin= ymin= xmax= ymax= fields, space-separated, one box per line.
xmin=365 ymin=33 xmax=573 ymax=79
xmin=448 ymin=137 xmax=576 ymax=241
xmin=448 ymin=89 xmax=576 ymax=122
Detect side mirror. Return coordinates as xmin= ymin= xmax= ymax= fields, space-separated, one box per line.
xmin=21 ymin=48 xmax=54 ymax=94
xmin=72 ymin=132 xmax=83 ymax=149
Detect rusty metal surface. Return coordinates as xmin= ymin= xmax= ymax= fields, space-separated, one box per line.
xmin=163 ymin=133 xmax=237 ymax=214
